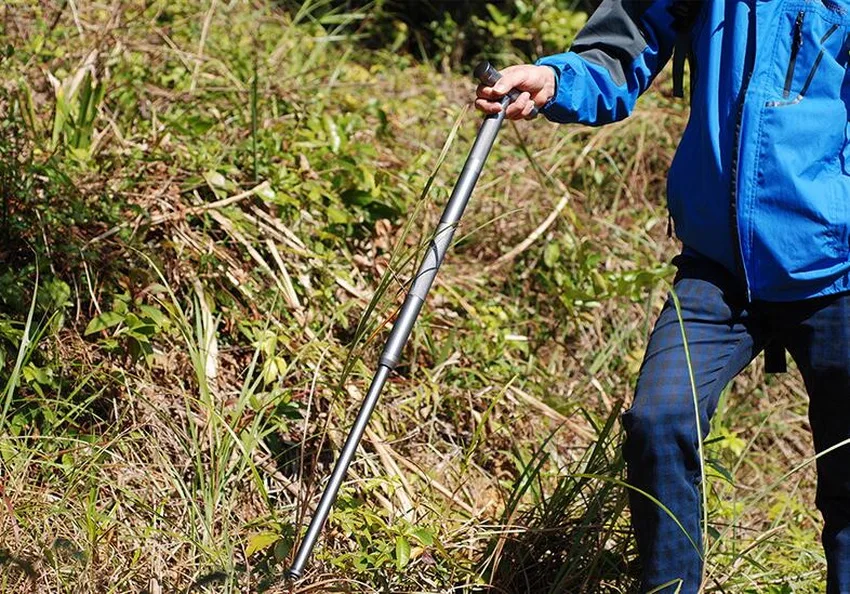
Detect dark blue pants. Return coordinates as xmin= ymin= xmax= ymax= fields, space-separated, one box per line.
xmin=623 ymin=252 xmax=850 ymax=593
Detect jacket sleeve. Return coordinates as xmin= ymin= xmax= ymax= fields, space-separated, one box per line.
xmin=536 ymin=0 xmax=677 ymax=125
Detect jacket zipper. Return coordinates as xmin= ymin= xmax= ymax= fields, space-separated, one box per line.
xmin=783 ymin=11 xmax=805 ymax=97
xmin=730 ymin=69 xmax=753 ymax=300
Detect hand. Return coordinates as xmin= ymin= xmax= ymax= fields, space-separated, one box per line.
xmin=475 ymin=64 xmax=557 ymax=120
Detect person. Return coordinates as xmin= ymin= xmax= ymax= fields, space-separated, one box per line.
xmin=475 ymin=0 xmax=850 ymax=592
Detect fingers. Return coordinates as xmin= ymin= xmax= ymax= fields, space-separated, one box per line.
xmin=505 ymin=91 xmax=533 ymax=120
xmin=521 ymin=98 xmax=538 ymax=120
xmin=476 ymin=83 xmax=502 ymax=101
xmin=474 ymin=64 xmax=551 ymax=119
xmin=474 ymin=98 xmax=504 ymax=114
xmin=475 ymin=93 xmax=539 ymax=120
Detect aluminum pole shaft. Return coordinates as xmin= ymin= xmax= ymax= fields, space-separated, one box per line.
xmin=379 ymin=100 xmax=508 ymax=370
xmin=287 ymin=64 xmax=512 ymax=579
xmin=287 ymin=365 xmax=391 ymax=578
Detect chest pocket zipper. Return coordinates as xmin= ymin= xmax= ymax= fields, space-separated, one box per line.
xmin=784 ymin=11 xmax=806 ymax=97
xmin=769 ymin=18 xmax=841 ymax=107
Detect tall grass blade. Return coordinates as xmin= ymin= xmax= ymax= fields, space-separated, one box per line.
xmin=251 ymin=51 xmax=259 ymax=182
xmin=1 ymin=263 xmax=38 ymax=428
xmin=670 ymin=288 xmax=709 ymax=585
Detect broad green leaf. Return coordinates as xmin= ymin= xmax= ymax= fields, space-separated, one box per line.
xmin=22 ymin=364 xmax=51 ymax=385
xmin=257 ymin=184 xmax=276 ymax=201
xmin=138 ymin=305 xmax=168 ymax=327
xmin=273 ymin=539 xmax=292 ymax=562
xmin=411 ymin=528 xmax=434 ymax=547
xmin=246 ymin=532 xmax=279 ymax=556
xmin=84 ymin=311 xmax=124 ymax=335
xmin=327 ymin=205 xmax=350 ymax=224
xmin=544 ymin=242 xmax=560 ymax=268
xmin=395 ymin=536 xmax=410 ymax=570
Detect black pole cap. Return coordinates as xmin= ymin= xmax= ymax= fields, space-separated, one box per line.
xmin=474 ymin=61 xmax=501 ymax=86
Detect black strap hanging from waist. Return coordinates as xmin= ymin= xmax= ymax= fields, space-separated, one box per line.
xmin=672 ymin=34 xmax=688 ymax=98
xmin=668 ymin=0 xmax=704 ymax=99
xmin=764 ymin=340 xmax=787 ymax=374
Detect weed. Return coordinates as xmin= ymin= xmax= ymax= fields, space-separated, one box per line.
xmin=0 ymin=1 xmax=828 ymax=592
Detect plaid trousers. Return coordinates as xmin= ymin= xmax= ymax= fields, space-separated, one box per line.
xmin=622 ymin=251 xmax=850 ymax=593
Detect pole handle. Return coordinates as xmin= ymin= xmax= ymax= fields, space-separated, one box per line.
xmin=473 ymin=61 xmax=539 ymax=118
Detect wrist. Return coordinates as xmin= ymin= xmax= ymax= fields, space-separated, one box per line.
xmin=539 ymin=65 xmax=559 ymax=105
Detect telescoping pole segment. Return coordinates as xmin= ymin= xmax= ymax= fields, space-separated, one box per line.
xmin=287 ymin=62 xmax=523 ymax=580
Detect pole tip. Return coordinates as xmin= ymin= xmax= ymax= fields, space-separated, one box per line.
xmin=286 ymin=568 xmax=302 ymax=580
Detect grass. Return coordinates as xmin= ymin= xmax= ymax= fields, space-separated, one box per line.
xmin=0 ymin=1 xmax=828 ymax=592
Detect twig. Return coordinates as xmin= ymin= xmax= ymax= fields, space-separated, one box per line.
xmin=248 ymin=205 xmax=309 ymax=251
xmin=68 ymin=0 xmax=84 ymax=38
xmin=296 ymin=349 xmax=327 ymax=536
xmin=486 ymin=193 xmax=569 ymax=270
xmin=265 ymin=238 xmax=302 ymax=310
xmin=391 ymin=451 xmax=477 ymax=516
xmin=190 ymin=181 xmax=269 ymax=215
xmin=151 ymin=180 xmax=270 ymax=225
xmin=86 ymin=180 xmax=269 ymax=246
xmin=190 ymin=0 xmax=218 ymax=91
xmin=208 ymin=210 xmax=293 ymax=302
xmin=252 ymin=449 xmax=302 ymax=499
xmin=239 ymin=209 xmax=313 ymax=258
xmin=365 ymin=426 xmax=415 ymax=521
xmin=507 ymin=385 xmax=596 ymax=442
xmin=79 ymin=249 xmax=102 ymax=315
xmin=334 ymin=276 xmax=370 ymax=303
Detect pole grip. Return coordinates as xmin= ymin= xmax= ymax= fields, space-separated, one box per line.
xmin=473 ymin=61 xmax=539 ymax=118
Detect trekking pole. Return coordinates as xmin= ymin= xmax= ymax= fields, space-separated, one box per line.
xmin=287 ymin=62 xmax=534 ymax=580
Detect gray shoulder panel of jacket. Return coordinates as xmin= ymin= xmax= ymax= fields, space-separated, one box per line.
xmin=570 ymin=0 xmax=654 ymax=87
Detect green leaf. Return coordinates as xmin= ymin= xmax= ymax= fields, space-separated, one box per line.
xmin=85 ymin=311 xmax=125 ymax=335
xmin=543 ymin=242 xmax=560 ymax=268
xmin=395 ymin=535 xmax=410 ymax=570
xmin=22 ymin=364 xmax=51 ymax=385
xmin=273 ymin=538 xmax=292 ymax=562
xmin=204 ymin=170 xmax=227 ymax=188
xmin=246 ymin=532 xmax=279 ymax=556
xmin=327 ymin=205 xmax=350 ymax=224
xmin=61 ymin=453 xmax=75 ymax=471
xmin=340 ymin=188 xmax=373 ymax=207
xmin=138 ymin=305 xmax=167 ymax=327
xmin=257 ymin=184 xmax=276 ymax=201
xmin=411 ymin=528 xmax=434 ymax=547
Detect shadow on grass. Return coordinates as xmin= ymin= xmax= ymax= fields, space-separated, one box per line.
xmin=0 ymin=548 xmax=37 ymax=590
xmin=481 ymin=405 xmax=640 ymax=594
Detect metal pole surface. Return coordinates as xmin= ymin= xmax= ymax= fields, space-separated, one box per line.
xmin=287 ymin=63 xmax=516 ymax=580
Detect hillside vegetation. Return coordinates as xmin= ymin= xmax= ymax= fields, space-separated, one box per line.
xmin=0 ymin=1 xmax=826 ymax=592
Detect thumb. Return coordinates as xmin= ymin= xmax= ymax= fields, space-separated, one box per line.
xmin=492 ymin=76 xmax=517 ymax=95
xmin=492 ymin=66 xmax=535 ymax=95
xmin=492 ymin=67 xmax=526 ymax=95
xmin=492 ymin=79 xmax=511 ymax=95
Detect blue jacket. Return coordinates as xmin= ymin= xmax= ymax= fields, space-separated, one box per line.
xmin=537 ymin=0 xmax=850 ymax=301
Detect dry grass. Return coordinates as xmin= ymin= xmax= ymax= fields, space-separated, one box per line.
xmin=0 ymin=1 xmax=826 ymax=593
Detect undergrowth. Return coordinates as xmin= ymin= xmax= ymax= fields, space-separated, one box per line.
xmin=0 ymin=1 xmax=825 ymax=593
